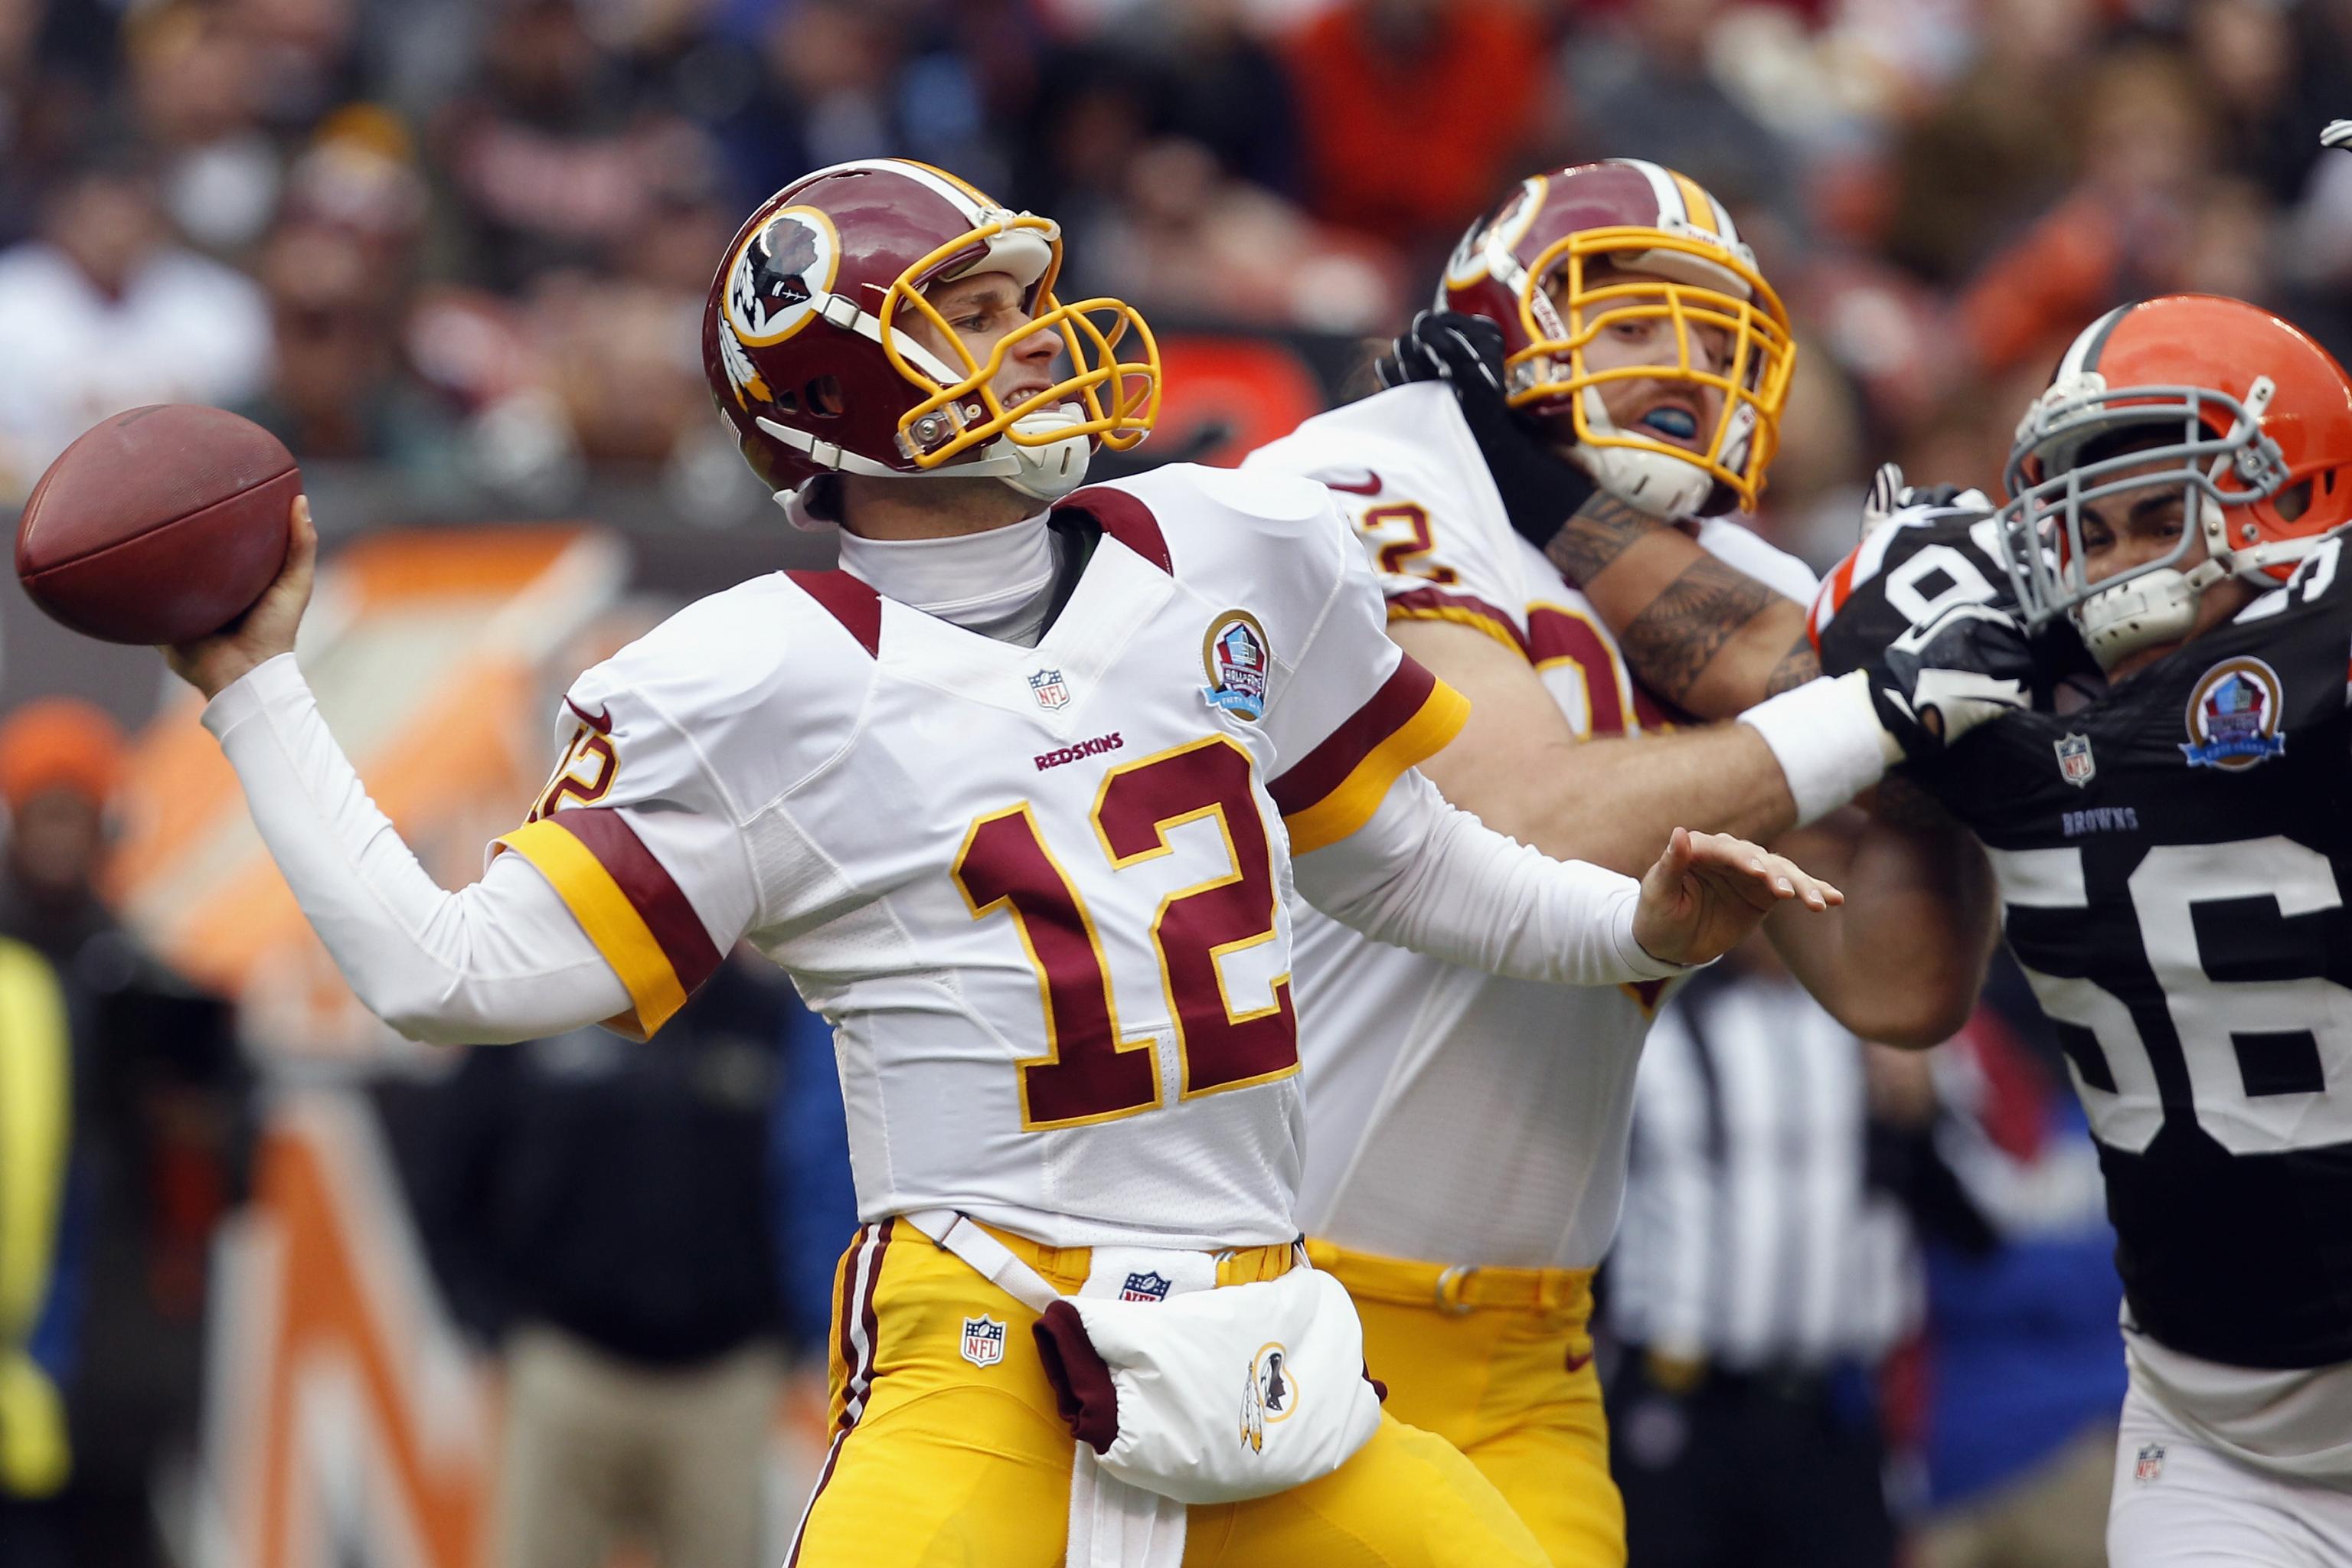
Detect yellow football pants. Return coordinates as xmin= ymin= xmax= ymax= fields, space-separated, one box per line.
xmin=1308 ymin=1239 xmax=1624 ymax=1568
xmin=790 ymin=1218 xmax=1547 ymax=1567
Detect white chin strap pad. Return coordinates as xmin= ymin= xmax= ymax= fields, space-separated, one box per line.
xmin=2076 ymin=568 xmax=2200 ymax=668
xmin=1573 ymin=387 xmax=1713 ymax=519
xmin=995 ymin=408 xmax=1094 ymax=501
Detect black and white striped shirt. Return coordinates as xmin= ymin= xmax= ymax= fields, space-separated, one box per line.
xmin=1609 ymin=969 xmax=1921 ymax=1370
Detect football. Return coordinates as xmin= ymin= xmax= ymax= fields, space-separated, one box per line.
xmin=15 ymin=403 xmax=300 ymax=645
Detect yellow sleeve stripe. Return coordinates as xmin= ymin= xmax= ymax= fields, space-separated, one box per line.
xmin=496 ymin=818 xmax=689 ymax=1038
xmin=1387 ymin=602 xmax=1525 ymax=656
xmin=1385 ymin=587 xmax=1533 ymax=660
xmin=1279 ymin=674 xmax=1472 ymax=855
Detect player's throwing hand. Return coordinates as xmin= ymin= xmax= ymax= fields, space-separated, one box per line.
xmin=162 ymin=496 xmax=318 ymax=701
xmin=1632 ymin=827 xmax=1842 ymax=967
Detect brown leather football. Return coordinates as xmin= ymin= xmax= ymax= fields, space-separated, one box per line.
xmin=16 ymin=404 xmax=299 ymax=645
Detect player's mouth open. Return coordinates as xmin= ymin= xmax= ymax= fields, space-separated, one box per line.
xmin=1636 ymin=404 xmax=1704 ymax=449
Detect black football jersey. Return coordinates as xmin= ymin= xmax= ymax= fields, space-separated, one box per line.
xmin=1817 ymin=508 xmax=2352 ymax=1369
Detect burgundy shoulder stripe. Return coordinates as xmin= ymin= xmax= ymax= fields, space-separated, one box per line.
xmin=787 ymin=569 xmax=883 ymax=657
xmin=1269 ymin=655 xmax=1439 ymax=817
xmin=548 ymin=807 xmax=724 ymax=997
xmin=1054 ymin=485 xmax=1172 ymax=574
xmin=1387 ymin=586 xmax=1531 ymax=657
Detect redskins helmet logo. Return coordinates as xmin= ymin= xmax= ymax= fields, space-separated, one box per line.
xmin=1444 ymin=175 xmax=1547 ymax=292
xmin=724 ymin=207 xmax=840 ymax=346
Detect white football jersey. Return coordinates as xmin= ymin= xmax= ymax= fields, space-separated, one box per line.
xmin=1245 ymin=383 xmax=1818 ymax=1269
xmin=492 ymin=464 xmax=1467 ymax=1252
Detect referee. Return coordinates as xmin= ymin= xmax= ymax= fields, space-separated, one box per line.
xmin=1605 ymin=936 xmax=1925 ymax=1568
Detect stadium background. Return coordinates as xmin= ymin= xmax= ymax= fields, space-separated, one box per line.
xmin=0 ymin=0 xmax=2342 ymax=1563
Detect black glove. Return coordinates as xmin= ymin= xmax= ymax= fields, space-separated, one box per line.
xmin=1860 ymin=599 xmax=2036 ymax=761
xmin=1859 ymin=461 xmax=1991 ymax=537
xmin=1375 ymin=310 xmax=1599 ymax=552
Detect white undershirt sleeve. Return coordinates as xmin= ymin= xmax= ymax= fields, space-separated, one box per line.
xmin=1290 ymin=768 xmax=1694 ymax=986
xmin=201 ymin=654 xmax=632 ymax=1045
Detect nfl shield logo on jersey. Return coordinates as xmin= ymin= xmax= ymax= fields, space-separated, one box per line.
xmin=1120 ymin=1270 xmax=1173 ymax=1302
xmin=2180 ymin=656 xmax=2287 ymax=770
xmin=1201 ymin=610 xmax=1272 ymax=721
xmin=2135 ymin=1442 xmax=2165 ymax=1483
xmin=1028 ymin=668 xmax=1070 ymax=711
xmin=2053 ymin=732 xmax=2096 ymax=788
xmin=960 ymin=1315 xmax=1006 ymax=1368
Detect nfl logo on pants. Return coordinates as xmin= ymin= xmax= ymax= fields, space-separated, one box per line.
xmin=961 ymin=1314 xmax=1006 ymax=1368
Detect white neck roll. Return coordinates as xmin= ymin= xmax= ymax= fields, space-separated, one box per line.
xmin=834 ymin=511 xmax=1063 ymax=646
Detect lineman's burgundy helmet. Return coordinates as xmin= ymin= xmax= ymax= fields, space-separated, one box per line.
xmin=1439 ymin=158 xmax=1795 ymax=516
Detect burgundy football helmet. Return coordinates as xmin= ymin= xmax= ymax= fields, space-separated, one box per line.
xmin=1439 ymin=158 xmax=1795 ymax=517
xmin=702 ymin=158 xmax=1160 ymax=514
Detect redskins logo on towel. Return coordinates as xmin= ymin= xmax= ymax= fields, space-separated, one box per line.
xmin=1239 ymin=1341 xmax=1297 ymax=1453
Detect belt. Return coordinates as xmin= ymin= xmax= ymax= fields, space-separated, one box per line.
xmin=1305 ymin=1238 xmax=1593 ymax=1317
xmin=904 ymin=1212 xmax=1298 ymax=1297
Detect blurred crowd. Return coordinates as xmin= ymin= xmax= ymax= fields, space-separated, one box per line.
xmin=0 ymin=1 xmax=2344 ymax=1565
xmin=0 ymin=0 xmax=2346 ymax=560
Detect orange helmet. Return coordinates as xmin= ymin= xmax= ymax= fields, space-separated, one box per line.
xmin=1997 ymin=295 xmax=2352 ymax=664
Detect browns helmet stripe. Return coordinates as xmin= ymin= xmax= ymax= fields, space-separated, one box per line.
xmin=2057 ymin=302 xmax=2137 ymax=381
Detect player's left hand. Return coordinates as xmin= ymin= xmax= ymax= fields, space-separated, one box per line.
xmin=1632 ymin=827 xmax=1843 ymax=968
xmin=1374 ymin=309 xmax=1611 ymax=553
xmin=1858 ymin=462 xmax=1991 ymax=540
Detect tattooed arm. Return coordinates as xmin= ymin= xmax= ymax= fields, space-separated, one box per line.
xmin=1544 ymin=494 xmax=1994 ymax=1039
xmin=1543 ymin=493 xmax=1816 ymax=720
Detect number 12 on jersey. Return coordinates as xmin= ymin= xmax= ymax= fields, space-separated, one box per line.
xmin=952 ymin=735 xmax=1299 ymax=1129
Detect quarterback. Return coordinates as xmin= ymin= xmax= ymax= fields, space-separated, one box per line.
xmin=1245 ymin=160 xmax=1994 ymax=1563
xmin=1815 ymin=293 xmax=2352 ymax=1566
xmin=158 ymin=160 xmax=1836 ymax=1566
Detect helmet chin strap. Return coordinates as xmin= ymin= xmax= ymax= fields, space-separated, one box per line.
xmin=2073 ymin=564 xmax=2207 ymax=669
xmin=1570 ymin=387 xmax=1715 ymax=519
xmin=762 ymin=408 xmax=1091 ymax=528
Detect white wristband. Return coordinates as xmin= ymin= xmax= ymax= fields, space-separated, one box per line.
xmin=1739 ymin=671 xmax=1903 ymax=828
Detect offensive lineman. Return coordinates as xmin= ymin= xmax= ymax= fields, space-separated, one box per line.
xmin=154 ymin=161 xmax=1838 ymax=1566
xmin=1813 ymin=292 xmax=2352 ymax=1566
xmin=1244 ymin=160 xmax=1996 ymax=1563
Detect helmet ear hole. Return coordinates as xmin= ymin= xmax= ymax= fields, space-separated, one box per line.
xmin=2276 ymin=479 xmax=2313 ymax=523
xmin=805 ymin=376 xmax=844 ymax=417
